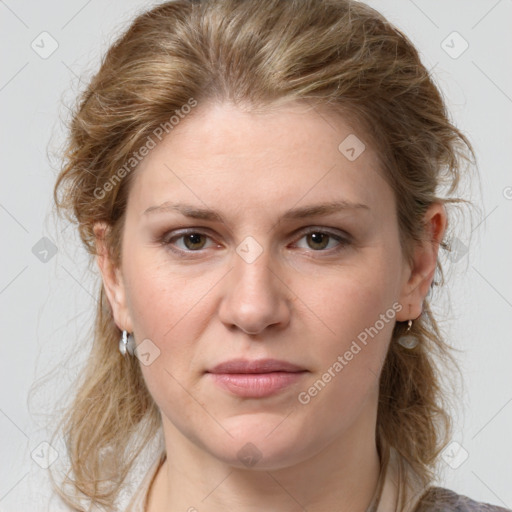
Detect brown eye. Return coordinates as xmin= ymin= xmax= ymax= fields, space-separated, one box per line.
xmin=295 ymin=228 xmax=350 ymax=252
xmin=306 ymin=232 xmax=331 ymax=250
xmin=181 ymin=233 xmax=208 ymax=250
xmin=161 ymin=230 xmax=216 ymax=255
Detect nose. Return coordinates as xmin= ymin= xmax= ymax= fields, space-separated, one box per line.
xmin=217 ymin=246 xmax=291 ymax=336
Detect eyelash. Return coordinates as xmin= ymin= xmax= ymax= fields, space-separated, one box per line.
xmin=157 ymin=227 xmax=352 ymax=258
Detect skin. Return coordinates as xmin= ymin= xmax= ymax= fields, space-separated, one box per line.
xmin=94 ymin=100 xmax=446 ymax=511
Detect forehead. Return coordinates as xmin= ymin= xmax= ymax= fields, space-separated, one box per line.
xmin=127 ymin=100 xmax=392 ymax=221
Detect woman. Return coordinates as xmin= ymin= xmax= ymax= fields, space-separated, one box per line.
xmin=50 ymin=0 xmax=509 ymax=510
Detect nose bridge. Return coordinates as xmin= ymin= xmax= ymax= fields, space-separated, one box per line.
xmin=232 ymin=232 xmax=274 ymax=290
xmin=234 ymin=246 xmax=275 ymax=300
xmin=218 ymin=238 xmax=290 ymax=334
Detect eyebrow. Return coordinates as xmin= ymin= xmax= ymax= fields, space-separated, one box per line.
xmin=142 ymin=200 xmax=370 ymax=222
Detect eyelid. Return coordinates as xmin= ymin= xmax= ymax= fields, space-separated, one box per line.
xmin=159 ymin=228 xmax=219 ymax=257
xmin=291 ymin=226 xmax=352 ymax=252
xmin=161 ymin=227 xmax=214 ymax=241
xmin=158 ymin=226 xmax=352 ymax=256
xmin=293 ymin=226 xmax=352 ymax=241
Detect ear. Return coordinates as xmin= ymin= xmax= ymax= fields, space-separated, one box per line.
xmin=396 ymin=202 xmax=447 ymax=322
xmin=93 ymin=221 xmax=133 ymax=333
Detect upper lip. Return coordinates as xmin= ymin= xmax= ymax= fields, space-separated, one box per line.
xmin=207 ymin=358 xmax=306 ymax=374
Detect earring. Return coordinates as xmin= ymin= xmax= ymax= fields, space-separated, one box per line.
xmin=119 ymin=330 xmax=136 ymax=356
xmin=397 ymin=319 xmax=419 ymax=349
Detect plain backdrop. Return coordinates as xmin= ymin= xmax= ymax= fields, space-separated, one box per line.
xmin=0 ymin=0 xmax=511 ymax=510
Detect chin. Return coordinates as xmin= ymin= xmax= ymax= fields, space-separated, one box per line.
xmin=207 ymin=416 xmax=314 ymax=471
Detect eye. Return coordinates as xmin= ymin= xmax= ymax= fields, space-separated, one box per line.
xmin=160 ymin=230 xmax=218 ymax=255
xmin=158 ymin=227 xmax=351 ymax=257
xmin=293 ymin=228 xmax=351 ymax=252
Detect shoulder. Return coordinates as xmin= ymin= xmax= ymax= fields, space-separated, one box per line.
xmin=414 ymin=486 xmax=511 ymax=512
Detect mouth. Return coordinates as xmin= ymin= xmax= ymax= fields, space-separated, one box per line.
xmin=205 ymin=358 xmax=308 ymax=398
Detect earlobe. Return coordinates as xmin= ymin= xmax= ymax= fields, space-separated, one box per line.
xmin=396 ymin=203 xmax=447 ymax=322
xmin=93 ymin=222 xmax=133 ymax=332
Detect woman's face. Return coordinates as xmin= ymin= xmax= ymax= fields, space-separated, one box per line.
xmin=97 ymin=100 xmax=436 ymax=470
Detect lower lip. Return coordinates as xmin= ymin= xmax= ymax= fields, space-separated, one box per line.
xmin=208 ymin=371 xmax=306 ymax=398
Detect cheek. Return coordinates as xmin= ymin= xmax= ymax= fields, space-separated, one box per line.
xmin=302 ymin=286 xmax=396 ymax=395
xmin=128 ymin=266 xmax=211 ymax=426
xmin=123 ymin=255 xmax=223 ymax=397
xmin=293 ymin=271 xmax=399 ymax=434
xmin=296 ymin=255 xmax=401 ymax=347
xmin=124 ymin=249 xmax=215 ymax=336
xmin=290 ymin=251 xmax=402 ymax=412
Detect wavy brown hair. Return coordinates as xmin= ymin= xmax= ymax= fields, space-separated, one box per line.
xmin=50 ymin=0 xmax=475 ymax=509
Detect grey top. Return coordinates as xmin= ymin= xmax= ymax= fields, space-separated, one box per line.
xmin=414 ymin=487 xmax=511 ymax=512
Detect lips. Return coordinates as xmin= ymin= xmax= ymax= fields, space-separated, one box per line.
xmin=207 ymin=358 xmax=305 ymax=374
xmin=206 ymin=358 xmax=307 ymax=398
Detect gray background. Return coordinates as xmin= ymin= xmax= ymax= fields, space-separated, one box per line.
xmin=0 ymin=0 xmax=511 ymax=509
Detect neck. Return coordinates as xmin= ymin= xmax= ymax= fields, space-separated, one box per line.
xmin=147 ymin=411 xmax=382 ymax=511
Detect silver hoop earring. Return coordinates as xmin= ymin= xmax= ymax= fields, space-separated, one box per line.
xmin=397 ymin=319 xmax=419 ymax=349
xmin=119 ymin=330 xmax=136 ymax=356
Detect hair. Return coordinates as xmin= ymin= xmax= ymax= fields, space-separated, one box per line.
xmin=50 ymin=0 xmax=476 ymax=509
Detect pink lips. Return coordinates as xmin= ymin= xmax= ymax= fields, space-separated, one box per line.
xmin=206 ymin=358 xmax=307 ymax=398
